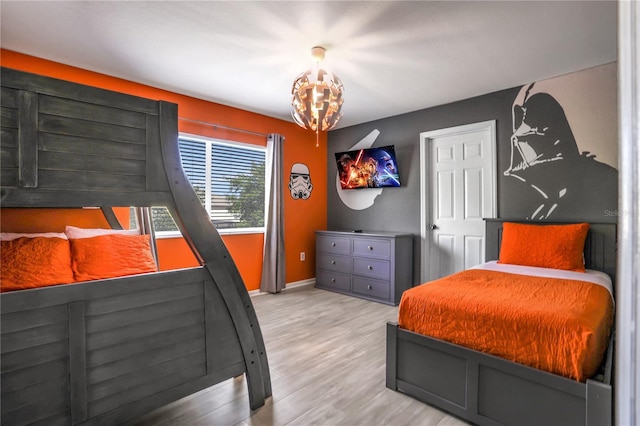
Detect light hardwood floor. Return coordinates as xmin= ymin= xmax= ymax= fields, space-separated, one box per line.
xmin=128 ymin=285 xmax=469 ymax=426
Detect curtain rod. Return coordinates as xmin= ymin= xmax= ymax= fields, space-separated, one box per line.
xmin=178 ymin=117 xmax=268 ymax=138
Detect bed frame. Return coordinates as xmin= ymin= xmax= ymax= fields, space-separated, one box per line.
xmin=386 ymin=219 xmax=616 ymax=426
xmin=0 ymin=68 xmax=271 ymax=425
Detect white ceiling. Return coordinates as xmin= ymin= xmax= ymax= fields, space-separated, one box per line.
xmin=0 ymin=1 xmax=617 ymax=130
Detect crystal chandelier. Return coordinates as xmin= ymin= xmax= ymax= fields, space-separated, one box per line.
xmin=291 ymin=46 xmax=344 ymax=146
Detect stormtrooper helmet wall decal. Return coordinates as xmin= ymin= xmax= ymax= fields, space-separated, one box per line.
xmin=289 ymin=163 xmax=313 ymax=200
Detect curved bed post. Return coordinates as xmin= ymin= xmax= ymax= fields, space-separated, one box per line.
xmin=157 ymin=102 xmax=272 ymax=409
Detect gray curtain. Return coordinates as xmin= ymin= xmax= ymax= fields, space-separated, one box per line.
xmin=260 ymin=133 xmax=285 ymax=293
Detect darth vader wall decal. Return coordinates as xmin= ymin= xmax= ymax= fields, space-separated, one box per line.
xmin=289 ymin=163 xmax=313 ymax=200
xmin=504 ymin=82 xmax=618 ymax=221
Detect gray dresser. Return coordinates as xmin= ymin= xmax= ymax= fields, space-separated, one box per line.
xmin=315 ymin=230 xmax=413 ymax=305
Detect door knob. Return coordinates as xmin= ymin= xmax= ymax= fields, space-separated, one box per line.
xmin=429 ymin=224 xmax=438 ymax=230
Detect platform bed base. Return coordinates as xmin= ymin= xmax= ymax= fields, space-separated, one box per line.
xmin=386 ymin=323 xmax=612 ymax=426
xmin=1 ymin=268 xmax=251 ymax=425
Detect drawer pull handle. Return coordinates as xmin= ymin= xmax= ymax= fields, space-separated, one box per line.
xmin=367 ymin=265 xmax=373 ymax=270
xmin=367 ymin=285 xmax=372 ymax=290
xmin=331 ymin=242 xmax=336 ymax=247
xmin=368 ymin=246 xmax=373 ymax=250
xmin=331 ymin=278 xmax=336 ymax=282
xmin=331 ymin=260 xmax=336 ymax=265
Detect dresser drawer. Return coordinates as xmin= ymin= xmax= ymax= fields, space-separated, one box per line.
xmin=353 ymin=258 xmax=390 ymax=280
xmin=352 ymin=277 xmax=390 ymax=301
xmin=317 ymin=235 xmax=351 ymax=255
xmin=316 ymin=270 xmax=351 ymax=292
xmin=353 ymin=238 xmax=391 ymax=259
xmin=317 ymin=253 xmax=351 ymax=273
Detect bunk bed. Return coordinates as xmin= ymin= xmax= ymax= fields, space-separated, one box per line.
xmin=0 ymin=67 xmax=271 ymax=425
xmin=386 ymin=219 xmax=616 ymax=426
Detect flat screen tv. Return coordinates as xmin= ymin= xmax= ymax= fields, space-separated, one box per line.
xmin=335 ymin=145 xmax=401 ymax=189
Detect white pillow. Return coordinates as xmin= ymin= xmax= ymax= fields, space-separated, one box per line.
xmin=64 ymin=225 xmax=140 ymax=239
xmin=1 ymin=232 xmax=68 ymax=241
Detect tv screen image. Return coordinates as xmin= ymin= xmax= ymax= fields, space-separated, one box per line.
xmin=335 ymin=145 xmax=401 ymax=189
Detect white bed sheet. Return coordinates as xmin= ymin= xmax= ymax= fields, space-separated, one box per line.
xmin=472 ymin=260 xmax=614 ymax=299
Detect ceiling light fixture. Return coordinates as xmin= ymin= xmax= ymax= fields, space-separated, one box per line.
xmin=291 ymin=46 xmax=344 ymax=147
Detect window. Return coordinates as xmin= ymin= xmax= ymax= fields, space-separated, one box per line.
xmin=153 ymin=135 xmax=266 ymax=235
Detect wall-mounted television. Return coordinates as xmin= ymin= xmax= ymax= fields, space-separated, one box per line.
xmin=335 ymin=145 xmax=401 ymax=189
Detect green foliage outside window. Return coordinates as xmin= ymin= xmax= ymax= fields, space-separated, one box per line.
xmin=226 ymin=162 xmax=265 ymax=228
xmin=152 ymin=207 xmax=178 ymax=232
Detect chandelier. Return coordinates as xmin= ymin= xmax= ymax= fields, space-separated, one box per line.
xmin=291 ymin=46 xmax=344 ymax=146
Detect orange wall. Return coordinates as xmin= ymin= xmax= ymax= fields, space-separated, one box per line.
xmin=0 ymin=49 xmax=327 ymax=291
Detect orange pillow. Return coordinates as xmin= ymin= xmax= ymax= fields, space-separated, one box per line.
xmin=498 ymin=222 xmax=589 ymax=272
xmin=1 ymin=237 xmax=74 ymax=291
xmin=70 ymin=234 xmax=158 ymax=282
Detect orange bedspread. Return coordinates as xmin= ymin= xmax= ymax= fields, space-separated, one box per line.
xmin=398 ymin=269 xmax=614 ymax=382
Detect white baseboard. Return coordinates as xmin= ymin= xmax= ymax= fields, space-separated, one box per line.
xmin=249 ymin=278 xmax=316 ymax=297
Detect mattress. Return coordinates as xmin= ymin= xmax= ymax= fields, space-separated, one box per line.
xmin=397 ymin=262 xmax=614 ymax=382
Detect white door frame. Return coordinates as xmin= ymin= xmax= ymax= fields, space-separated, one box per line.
xmin=419 ymin=120 xmax=497 ymax=283
xmin=616 ymin=1 xmax=639 ymax=424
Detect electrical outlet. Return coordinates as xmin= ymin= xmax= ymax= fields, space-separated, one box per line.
xmin=300 ymin=252 xmax=306 ymax=261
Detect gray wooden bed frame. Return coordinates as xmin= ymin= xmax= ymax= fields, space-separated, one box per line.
xmin=386 ymin=219 xmax=616 ymax=426
xmin=0 ymin=68 xmax=271 ymax=425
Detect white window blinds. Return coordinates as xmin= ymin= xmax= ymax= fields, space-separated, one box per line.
xmin=167 ymin=135 xmax=266 ymax=231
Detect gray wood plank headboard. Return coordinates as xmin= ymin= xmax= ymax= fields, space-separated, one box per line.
xmin=0 ymin=67 xmax=172 ymax=208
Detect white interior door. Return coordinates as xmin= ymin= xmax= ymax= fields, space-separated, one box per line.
xmin=420 ymin=121 xmax=496 ymax=282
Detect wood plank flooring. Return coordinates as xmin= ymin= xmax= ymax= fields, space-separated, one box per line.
xmin=128 ymin=285 xmax=469 ymax=426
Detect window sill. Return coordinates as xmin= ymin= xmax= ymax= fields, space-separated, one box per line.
xmin=218 ymin=227 xmax=266 ymax=236
xmin=155 ymin=227 xmax=265 ymax=239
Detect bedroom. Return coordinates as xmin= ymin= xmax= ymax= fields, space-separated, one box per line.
xmin=1 ymin=1 xmax=638 ymax=426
